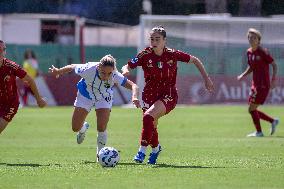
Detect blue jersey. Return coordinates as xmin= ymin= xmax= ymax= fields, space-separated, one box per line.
xmin=74 ymin=62 xmax=127 ymax=102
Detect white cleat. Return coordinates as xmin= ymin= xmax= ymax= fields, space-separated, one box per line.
xmin=77 ymin=122 xmax=89 ymax=144
xmin=270 ymin=118 xmax=279 ymax=135
xmin=247 ymin=131 xmax=264 ymax=137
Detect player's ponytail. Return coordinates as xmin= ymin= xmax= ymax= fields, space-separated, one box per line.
xmin=100 ymin=54 xmax=117 ymax=71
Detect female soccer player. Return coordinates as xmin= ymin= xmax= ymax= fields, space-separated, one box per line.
xmin=121 ymin=26 xmax=214 ymax=164
xmin=0 ymin=40 xmax=47 ymax=134
xmin=238 ymin=28 xmax=279 ymax=137
xmin=49 ymin=54 xmax=140 ymax=156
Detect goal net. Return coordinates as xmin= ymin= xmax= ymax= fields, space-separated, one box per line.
xmin=137 ymin=14 xmax=284 ymax=104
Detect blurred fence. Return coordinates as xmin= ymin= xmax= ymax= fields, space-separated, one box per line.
xmin=6 ymin=44 xmax=137 ymax=73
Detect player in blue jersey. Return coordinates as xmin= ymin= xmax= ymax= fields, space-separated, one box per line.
xmin=49 ymin=54 xmax=140 ymax=156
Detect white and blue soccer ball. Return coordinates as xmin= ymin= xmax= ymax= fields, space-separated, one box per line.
xmin=98 ymin=147 xmax=120 ymax=167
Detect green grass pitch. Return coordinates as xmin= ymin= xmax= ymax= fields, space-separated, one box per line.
xmin=0 ymin=106 xmax=283 ymax=189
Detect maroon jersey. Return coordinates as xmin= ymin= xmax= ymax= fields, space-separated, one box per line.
xmin=128 ymin=47 xmax=191 ymax=112
xmin=128 ymin=47 xmax=191 ymax=93
xmin=247 ymin=47 xmax=274 ymax=89
xmin=0 ymin=58 xmax=26 ymax=105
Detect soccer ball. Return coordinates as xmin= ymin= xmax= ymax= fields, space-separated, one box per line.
xmin=98 ymin=147 xmax=120 ymax=167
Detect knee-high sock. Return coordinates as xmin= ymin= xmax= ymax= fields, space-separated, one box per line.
xmin=250 ymin=110 xmax=262 ymax=132
xmin=140 ymin=114 xmax=154 ymax=146
xmin=97 ymin=131 xmax=107 ymax=154
xmin=257 ymin=110 xmax=274 ymax=123
xmin=150 ymin=127 xmax=159 ymax=148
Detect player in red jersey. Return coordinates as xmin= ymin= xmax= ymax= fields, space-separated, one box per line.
xmin=122 ymin=26 xmax=214 ymax=164
xmin=238 ymin=28 xmax=279 ymax=137
xmin=0 ymin=40 xmax=47 ymax=134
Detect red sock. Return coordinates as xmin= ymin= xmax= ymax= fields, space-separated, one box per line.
xmin=257 ymin=110 xmax=274 ymax=123
xmin=150 ymin=128 xmax=159 ymax=148
xmin=250 ymin=110 xmax=262 ymax=132
xmin=140 ymin=114 xmax=154 ymax=146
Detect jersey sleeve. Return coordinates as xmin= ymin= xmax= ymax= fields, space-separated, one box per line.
xmin=74 ymin=62 xmax=97 ymax=78
xmin=13 ymin=63 xmax=27 ymax=79
xmin=127 ymin=50 xmax=147 ymax=69
xmin=263 ymin=48 xmax=274 ymax=64
xmin=174 ymin=50 xmax=191 ymax=63
xmin=113 ymin=71 xmax=127 ymax=86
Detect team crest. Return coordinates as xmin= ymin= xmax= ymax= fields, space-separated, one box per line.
xmin=104 ymin=82 xmax=111 ymax=88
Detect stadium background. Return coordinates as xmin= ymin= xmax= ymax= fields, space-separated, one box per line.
xmin=1 ymin=0 xmax=284 ymax=105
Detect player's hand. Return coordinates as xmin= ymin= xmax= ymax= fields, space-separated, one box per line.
xmin=271 ymin=79 xmax=276 ymax=89
xmin=132 ymin=98 xmax=141 ymax=108
xmin=121 ymin=65 xmax=130 ymax=76
xmin=205 ymin=77 xmax=214 ymax=93
xmin=36 ymin=97 xmax=47 ymax=108
xmin=48 ymin=65 xmax=60 ymax=78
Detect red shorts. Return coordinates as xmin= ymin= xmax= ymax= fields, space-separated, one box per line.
xmin=0 ymin=103 xmax=19 ymax=122
xmin=248 ymin=87 xmax=269 ymax=105
xmin=142 ymin=91 xmax=178 ymax=114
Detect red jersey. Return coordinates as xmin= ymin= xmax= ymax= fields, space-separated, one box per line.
xmin=128 ymin=47 xmax=191 ymax=96
xmin=247 ymin=47 xmax=274 ymax=89
xmin=0 ymin=58 xmax=26 ymax=105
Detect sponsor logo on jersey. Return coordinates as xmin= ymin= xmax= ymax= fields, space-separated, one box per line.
xmin=131 ymin=57 xmax=138 ymax=64
xmin=147 ymin=59 xmax=153 ymax=67
xmin=77 ymin=66 xmax=88 ymax=73
xmin=256 ymin=56 xmax=261 ymax=60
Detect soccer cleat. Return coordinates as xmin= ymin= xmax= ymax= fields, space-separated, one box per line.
xmin=147 ymin=145 xmax=162 ymax=165
xmin=270 ymin=118 xmax=279 ymax=135
xmin=133 ymin=151 xmax=146 ymax=163
xmin=247 ymin=131 xmax=264 ymax=137
xmin=76 ymin=122 xmax=89 ymax=144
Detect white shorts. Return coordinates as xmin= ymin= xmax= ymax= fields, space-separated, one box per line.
xmin=74 ymin=92 xmax=112 ymax=112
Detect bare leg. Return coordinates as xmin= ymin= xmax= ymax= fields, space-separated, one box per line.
xmin=72 ymin=107 xmax=89 ymax=132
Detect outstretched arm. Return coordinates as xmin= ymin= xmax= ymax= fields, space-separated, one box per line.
xmin=237 ymin=65 xmax=252 ymax=81
xmin=270 ymin=61 xmax=277 ymax=89
xmin=123 ymin=79 xmax=140 ymax=108
xmin=121 ymin=64 xmax=131 ymax=76
xmin=48 ymin=64 xmax=76 ymax=78
xmin=21 ymin=74 xmax=47 ymax=108
xmin=190 ymin=56 xmax=214 ymax=92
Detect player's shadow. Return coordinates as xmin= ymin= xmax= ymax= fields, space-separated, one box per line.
xmin=115 ymin=162 xmax=225 ymax=169
xmin=84 ymin=161 xmax=96 ymax=164
xmin=0 ymin=162 xmax=61 ymax=167
xmin=152 ymin=163 xmax=225 ymax=169
xmin=116 ymin=162 xmax=144 ymax=166
xmin=83 ymin=161 xmax=225 ymax=169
